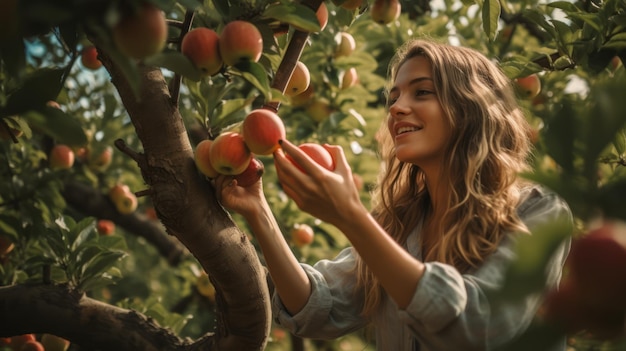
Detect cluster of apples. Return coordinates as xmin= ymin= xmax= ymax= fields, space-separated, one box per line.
xmin=542 ymin=220 xmax=626 ymax=337
xmin=1 ymin=334 xmax=70 ymax=351
xmin=194 ymin=108 xmax=336 ymax=186
xmin=181 ymin=20 xmax=263 ymax=77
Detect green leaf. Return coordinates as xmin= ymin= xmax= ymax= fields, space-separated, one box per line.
xmin=80 ymin=251 xmax=126 ymax=280
xmin=144 ymin=51 xmax=203 ymax=82
xmin=482 ymin=0 xmax=501 ymax=41
xmin=546 ymin=1 xmax=580 ymax=13
xmin=233 ymin=61 xmax=271 ymax=102
xmin=211 ymin=0 xmax=230 ymax=19
xmin=263 ymin=2 xmax=321 ymax=33
xmin=21 ymin=106 xmax=87 ymax=147
xmin=3 ymin=68 xmax=65 ymax=115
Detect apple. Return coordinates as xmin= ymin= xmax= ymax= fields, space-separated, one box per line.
xmin=291 ymin=223 xmax=314 ymax=247
xmin=610 ymin=56 xmax=622 ymax=72
xmin=241 ymin=109 xmax=286 ymax=155
xmin=40 ymin=334 xmax=70 ymax=351
xmin=514 ymin=73 xmax=541 ymax=99
xmin=371 ymin=0 xmax=402 ymax=25
xmin=81 ymin=46 xmax=102 ymax=70
xmin=0 ymin=235 xmax=14 ymax=256
xmin=194 ymin=139 xmax=219 ymax=178
xmin=46 ymin=100 xmax=61 ymax=109
xmin=209 ymin=131 xmax=252 ymax=175
xmin=112 ymin=2 xmax=168 ymax=60
xmin=9 ymin=335 xmax=36 ymax=351
xmin=286 ymin=143 xmax=336 ymax=173
xmin=49 ymin=144 xmax=75 ymax=170
xmin=219 ymin=20 xmax=263 ymax=67
xmin=335 ymin=32 xmax=356 ymax=58
xmin=235 ymin=157 xmax=264 ymax=187
xmin=285 ymin=61 xmax=311 ymax=97
xmin=341 ymin=67 xmax=358 ymax=89
xmin=305 ymin=98 xmax=332 ymax=122
xmin=88 ymin=146 xmax=113 ymax=172
xmin=19 ymin=340 xmax=45 ymax=351
xmin=96 ymin=219 xmax=116 ymax=236
xmin=270 ymin=327 xmax=287 ymax=342
xmin=109 ymin=184 xmax=138 ymax=215
xmin=182 ymin=27 xmax=223 ymax=76
xmin=567 ymin=221 xmax=626 ymax=307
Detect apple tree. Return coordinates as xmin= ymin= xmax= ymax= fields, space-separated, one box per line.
xmin=0 ymin=0 xmax=625 ymax=350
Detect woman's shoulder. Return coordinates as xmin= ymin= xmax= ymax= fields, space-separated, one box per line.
xmin=516 ymin=183 xmax=572 ymax=222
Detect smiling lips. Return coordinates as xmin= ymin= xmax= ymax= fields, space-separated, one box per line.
xmin=394 ymin=124 xmax=423 ymax=137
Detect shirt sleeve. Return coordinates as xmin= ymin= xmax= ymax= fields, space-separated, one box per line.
xmin=272 ymin=247 xmax=369 ymax=339
xmin=400 ymin=186 xmax=573 ymax=350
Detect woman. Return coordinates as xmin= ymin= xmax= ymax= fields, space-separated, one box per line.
xmin=214 ymin=39 xmax=572 ymax=350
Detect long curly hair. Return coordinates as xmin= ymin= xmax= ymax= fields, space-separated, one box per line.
xmin=355 ymin=38 xmax=533 ymax=316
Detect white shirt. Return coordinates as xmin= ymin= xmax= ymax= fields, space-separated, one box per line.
xmin=272 ymin=185 xmax=572 ymax=351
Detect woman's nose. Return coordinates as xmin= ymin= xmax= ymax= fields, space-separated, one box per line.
xmin=389 ymin=98 xmax=409 ymax=118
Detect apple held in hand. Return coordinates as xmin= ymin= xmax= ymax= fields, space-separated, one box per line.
xmin=219 ymin=20 xmax=263 ymax=67
xmin=195 ymin=139 xmax=219 ymax=178
xmin=515 ymin=73 xmax=541 ymax=99
xmin=235 ymin=157 xmax=264 ymax=187
xmin=112 ymin=2 xmax=168 ymax=60
xmin=371 ymin=0 xmax=402 ymax=25
xmin=109 ymin=184 xmax=138 ymax=215
xmin=182 ymin=27 xmax=223 ymax=76
xmin=291 ymin=223 xmax=314 ymax=247
xmin=81 ymin=46 xmax=102 ymax=70
xmin=209 ymin=132 xmax=252 ymax=175
xmin=49 ymin=144 xmax=75 ymax=170
xmin=286 ymin=143 xmax=336 ymax=173
xmin=242 ymin=109 xmax=286 ymax=155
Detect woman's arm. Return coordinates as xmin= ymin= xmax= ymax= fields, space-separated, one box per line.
xmin=273 ymin=140 xmax=426 ymax=309
xmin=213 ymin=176 xmax=311 ymax=314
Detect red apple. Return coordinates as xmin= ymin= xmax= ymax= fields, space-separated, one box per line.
xmin=291 ymin=223 xmax=314 ymax=247
xmin=96 ymin=219 xmax=115 ymax=236
xmin=515 ymin=73 xmax=541 ymax=99
xmin=49 ymin=144 xmax=75 ymax=170
xmin=286 ymin=143 xmax=336 ymax=173
xmin=335 ymin=32 xmax=356 ymax=58
xmin=241 ymin=109 xmax=286 ymax=155
xmin=109 ymin=184 xmax=138 ymax=215
xmin=610 ymin=56 xmax=622 ymax=72
xmin=219 ymin=20 xmax=263 ymax=67
xmin=341 ymin=67 xmax=358 ymax=89
xmin=234 ymin=157 xmax=264 ymax=187
xmin=47 ymin=100 xmax=61 ymax=109
xmin=40 ymin=334 xmax=70 ymax=351
xmin=285 ymin=61 xmax=311 ymax=97
xmin=182 ymin=27 xmax=223 ymax=76
xmin=194 ymin=139 xmax=220 ymax=178
xmin=371 ymin=0 xmax=402 ymax=25
xmin=81 ymin=46 xmax=102 ymax=70
xmin=112 ymin=2 xmax=168 ymax=60
xmin=19 ymin=340 xmax=45 ymax=351
xmin=209 ymin=132 xmax=252 ymax=175
xmin=0 ymin=235 xmax=14 ymax=256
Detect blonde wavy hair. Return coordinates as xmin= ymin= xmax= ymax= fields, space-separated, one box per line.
xmin=355 ymin=39 xmax=533 ymax=316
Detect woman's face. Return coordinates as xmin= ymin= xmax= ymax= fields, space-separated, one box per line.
xmin=386 ymin=56 xmax=452 ymax=171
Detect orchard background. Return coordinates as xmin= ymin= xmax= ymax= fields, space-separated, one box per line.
xmin=1 ymin=0 xmax=626 ymax=350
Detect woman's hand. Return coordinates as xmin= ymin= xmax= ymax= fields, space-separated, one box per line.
xmin=213 ymin=174 xmax=266 ymax=219
xmin=273 ymin=140 xmax=366 ymax=226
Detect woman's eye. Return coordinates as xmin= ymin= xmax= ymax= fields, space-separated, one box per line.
xmin=415 ymin=89 xmax=431 ymax=96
